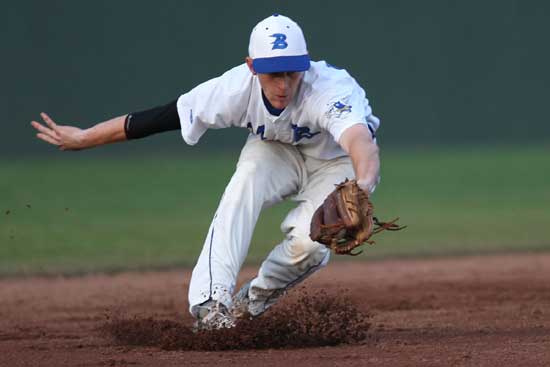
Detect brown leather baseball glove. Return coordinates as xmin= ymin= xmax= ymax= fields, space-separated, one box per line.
xmin=310 ymin=179 xmax=405 ymax=256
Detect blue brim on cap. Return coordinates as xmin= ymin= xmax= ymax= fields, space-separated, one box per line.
xmin=253 ymin=55 xmax=310 ymax=73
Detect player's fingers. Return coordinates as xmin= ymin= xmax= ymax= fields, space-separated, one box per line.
xmin=40 ymin=112 xmax=59 ymax=131
xmin=31 ymin=121 xmax=61 ymax=140
xmin=36 ymin=132 xmax=61 ymax=146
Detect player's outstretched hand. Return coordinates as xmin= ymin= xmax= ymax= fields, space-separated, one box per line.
xmin=31 ymin=112 xmax=86 ymax=150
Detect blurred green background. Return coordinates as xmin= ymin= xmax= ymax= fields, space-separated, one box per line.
xmin=1 ymin=1 xmax=549 ymax=275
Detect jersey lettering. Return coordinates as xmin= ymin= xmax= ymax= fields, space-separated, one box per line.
xmin=290 ymin=123 xmax=320 ymax=142
xmin=256 ymin=125 xmax=266 ymax=140
xmin=247 ymin=122 xmax=267 ymax=140
xmin=270 ymin=33 xmax=288 ymax=50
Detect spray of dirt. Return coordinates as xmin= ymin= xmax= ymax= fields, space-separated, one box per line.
xmin=102 ymin=289 xmax=370 ymax=351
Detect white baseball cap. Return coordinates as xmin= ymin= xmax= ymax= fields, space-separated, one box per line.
xmin=248 ymin=14 xmax=310 ymax=73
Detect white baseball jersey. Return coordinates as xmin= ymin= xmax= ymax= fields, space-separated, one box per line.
xmin=176 ymin=61 xmax=380 ymax=160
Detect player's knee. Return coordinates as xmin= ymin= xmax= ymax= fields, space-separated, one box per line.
xmin=287 ymin=236 xmax=328 ymax=265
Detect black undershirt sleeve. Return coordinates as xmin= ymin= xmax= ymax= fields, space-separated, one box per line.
xmin=124 ymin=100 xmax=181 ymax=140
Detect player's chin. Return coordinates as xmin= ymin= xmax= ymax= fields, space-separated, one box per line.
xmin=272 ymin=96 xmax=290 ymax=109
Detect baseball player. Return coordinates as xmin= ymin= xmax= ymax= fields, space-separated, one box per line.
xmin=31 ymin=14 xmax=380 ymax=330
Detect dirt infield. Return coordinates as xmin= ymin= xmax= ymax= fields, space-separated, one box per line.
xmin=1 ymin=253 xmax=549 ymax=367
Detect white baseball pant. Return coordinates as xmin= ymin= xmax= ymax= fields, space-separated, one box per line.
xmin=188 ymin=136 xmax=354 ymax=316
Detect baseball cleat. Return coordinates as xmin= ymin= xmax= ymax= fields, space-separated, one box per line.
xmin=231 ymin=280 xmax=271 ymax=319
xmin=231 ymin=280 xmax=253 ymax=319
xmin=193 ymin=300 xmax=235 ymax=331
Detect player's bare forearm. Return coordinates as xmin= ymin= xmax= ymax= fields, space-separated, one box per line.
xmin=31 ymin=113 xmax=127 ymax=150
xmin=339 ymin=124 xmax=380 ymax=193
xmin=81 ymin=115 xmax=128 ymax=148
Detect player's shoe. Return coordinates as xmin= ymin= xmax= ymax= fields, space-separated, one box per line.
xmin=231 ymin=280 xmax=253 ymax=319
xmin=193 ymin=300 xmax=235 ymax=331
xmin=231 ymin=280 xmax=270 ymax=319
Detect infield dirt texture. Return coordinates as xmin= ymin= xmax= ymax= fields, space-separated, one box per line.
xmin=1 ymin=253 xmax=549 ymax=366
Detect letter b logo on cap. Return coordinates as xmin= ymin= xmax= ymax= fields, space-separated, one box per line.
xmin=270 ymin=33 xmax=288 ymax=50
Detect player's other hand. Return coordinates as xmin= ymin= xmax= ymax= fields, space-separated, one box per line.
xmin=31 ymin=113 xmax=86 ymax=150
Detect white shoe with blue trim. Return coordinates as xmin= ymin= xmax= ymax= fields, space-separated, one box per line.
xmin=194 ymin=300 xmax=235 ymax=331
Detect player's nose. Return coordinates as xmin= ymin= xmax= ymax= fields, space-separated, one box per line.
xmin=276 ymin=75 xmax=290 ymax=92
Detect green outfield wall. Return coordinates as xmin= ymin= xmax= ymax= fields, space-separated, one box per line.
xmin=2 ymin=0 xmax=549 ymax=157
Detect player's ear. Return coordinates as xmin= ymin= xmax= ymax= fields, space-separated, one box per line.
xmin=245 ymin=57 xmax=257 ymax=75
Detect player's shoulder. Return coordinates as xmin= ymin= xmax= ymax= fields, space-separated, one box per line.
xmin=302 ymin=61 xmax=362 ymax=104
xmin=219 ymin=63 xmax=251 ymax=83
xmin=201 ymin=63 xmax=253 ymax=97
xmin=306 ymin=61 xmax=357 ymax=85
